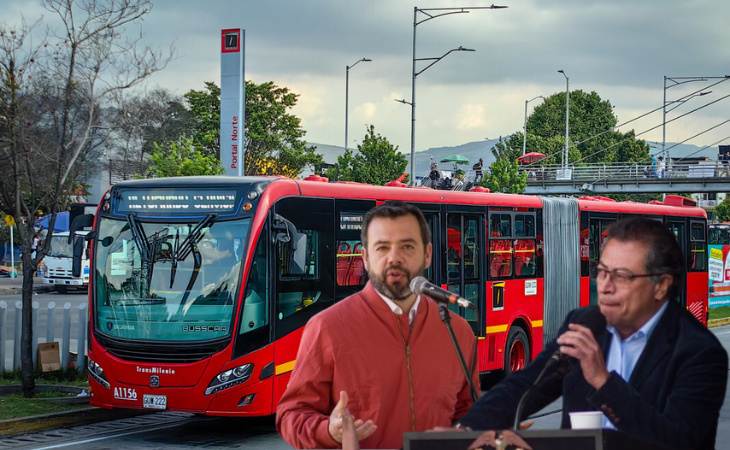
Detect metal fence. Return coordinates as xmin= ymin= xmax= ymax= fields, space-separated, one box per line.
xmin=525 ymin=162 xmax=729 ymax=184
xmin=0 ymin=300 xmax=87 ymax=372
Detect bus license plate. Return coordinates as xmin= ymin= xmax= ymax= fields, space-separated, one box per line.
xmin=143 ymin=394 xmax=167 ymax=410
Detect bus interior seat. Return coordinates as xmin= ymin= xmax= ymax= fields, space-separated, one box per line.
xmin=349 ymin=242 xmax=366 ymax=285
xmin=499 ymin=261 xmax=511 ymax=278
xmin=490 ymin=255 xmax=502 ymax=278
xmin=337 ymin=243 xmax=352 ymax=285
xmin=514 ymin=256 xmax=524 ymax=276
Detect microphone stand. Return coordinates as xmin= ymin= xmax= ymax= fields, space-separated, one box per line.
xmin=437 ymin=304 xmax=480 ymax=403
xmin=512 ymin=356 xmax=568 ymax=430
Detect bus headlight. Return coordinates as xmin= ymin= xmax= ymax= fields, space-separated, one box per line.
xmin=205 ymin=363 xmax=253 ymax=396
xmin=88 ymin=359 xmax=111 ymax=389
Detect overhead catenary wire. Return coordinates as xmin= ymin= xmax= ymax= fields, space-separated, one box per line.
xmin=526 ymin=90 xmax=730 ymax=169
xmin=522 ymin=77 xmax=730 ymax=168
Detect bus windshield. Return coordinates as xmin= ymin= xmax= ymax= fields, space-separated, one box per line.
xmin=93 ymin=216 xmax=250 ymax=342
xmin=48 ymin=235 xmax=73 ymax=258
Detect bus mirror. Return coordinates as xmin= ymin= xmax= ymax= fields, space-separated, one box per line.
xmin=68 ymin=214 xmax=94 ymax=243
xmin=289 ymin=234 xmax=308 ymax=275
xmin=101 ymin=236 xmax=113 ymax=247
xmin=72 ymin=237 xmax=85 ymax=277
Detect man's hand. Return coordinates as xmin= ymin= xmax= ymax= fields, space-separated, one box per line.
xmin=328 ymin=391 xmax=377 ymax=444
xmin=467 ymin=430 xmax=532 ymax=450
xmin=556 ymin=323 xmax=609 ymax=390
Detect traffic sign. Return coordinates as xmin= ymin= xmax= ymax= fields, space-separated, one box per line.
xmin=3 ymin=215 xmax=14 ymax=227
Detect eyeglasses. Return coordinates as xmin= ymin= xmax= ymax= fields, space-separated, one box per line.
xmin=595 ymin=267 xmax=665 ymax=286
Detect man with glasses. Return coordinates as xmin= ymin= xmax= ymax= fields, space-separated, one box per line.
xmin=447 ymin=217 xmax=728 ymax=450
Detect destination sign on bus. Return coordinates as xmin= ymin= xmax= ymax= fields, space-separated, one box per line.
xmin=116 ymin=189 xmax=239 ymax=214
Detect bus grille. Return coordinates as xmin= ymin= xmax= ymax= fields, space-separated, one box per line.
xmin=97 ymin=334 xmax=227 ymax=364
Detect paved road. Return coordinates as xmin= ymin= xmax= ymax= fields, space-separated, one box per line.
xmin=3 ymin=324 xmax=729 ymax=450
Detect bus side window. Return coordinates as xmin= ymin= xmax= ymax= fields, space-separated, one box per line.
xmin=240 ymin=227 xmax=269 ymax=335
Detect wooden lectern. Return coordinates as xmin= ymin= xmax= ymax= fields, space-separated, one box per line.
xmin=403 ymin=429 xmax=673 ymax=450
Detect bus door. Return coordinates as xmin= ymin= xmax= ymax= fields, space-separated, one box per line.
xmin=688 ymin=219 xmax=708 ymax=324
xmin=443 ymin=205 xmax=485 ymax=337
xmin=269 ymin=197 xmax=336 ymax=405
xmin=416 ymin=204 xmax=442 ymax=286
xmin=667 ymin=219 xmax=687 ymax=307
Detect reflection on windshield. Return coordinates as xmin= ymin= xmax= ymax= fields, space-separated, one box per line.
xmin=48 ymin=236 xmax=73 ymax=258
xmin=94 ymin=217 xmax=249 ymax=342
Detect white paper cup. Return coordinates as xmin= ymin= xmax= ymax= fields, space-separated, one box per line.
xmin=569 ymin=411 xmax=603 ymax=429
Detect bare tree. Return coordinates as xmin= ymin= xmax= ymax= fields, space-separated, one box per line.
xmin=0 ymin=0 xmax=174 ymax=397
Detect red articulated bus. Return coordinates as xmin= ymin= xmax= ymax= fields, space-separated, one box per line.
xmin=79 ymin=176 xmax=707 ymax=416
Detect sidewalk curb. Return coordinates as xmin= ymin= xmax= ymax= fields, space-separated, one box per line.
xmin=0 ymin=407 xmax=153 ymax=437
xmin=708 ymin=317 xmax=730 ymax=328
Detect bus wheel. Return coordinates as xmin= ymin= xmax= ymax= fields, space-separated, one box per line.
xmin=505 ymin=327 xmax=530 ymax=377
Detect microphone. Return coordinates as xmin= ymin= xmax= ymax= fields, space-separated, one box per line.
xmin=513 ymin=307 xmax=606 ymax=430
xmin=545 ymin=306 xmax=607 ymax=369
xmin=409 ymin=276 xmax=477 ymax=310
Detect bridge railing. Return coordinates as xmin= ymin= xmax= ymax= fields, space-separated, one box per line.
xmin=525 ymin=161 xmax=728 ymax=183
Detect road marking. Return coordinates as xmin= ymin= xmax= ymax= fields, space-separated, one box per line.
xmin=31 ymin=421 xmax=185 ymax=450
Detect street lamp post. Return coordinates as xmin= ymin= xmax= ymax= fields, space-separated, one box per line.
xmin=522 ymin=95 xmax=544 ymax=156
xmin=558 ymin=70 xmax=569 ymax=170
xmin=662 ymin=76 xmax=730 ymax=166
xmin=345 ymin=58 xmax=371 ymax=151
xmin=400 ymin=5 xmax=507 ymax=184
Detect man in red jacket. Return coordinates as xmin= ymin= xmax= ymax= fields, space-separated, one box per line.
xmin=276 ymin=201 xmax=479 ymax=449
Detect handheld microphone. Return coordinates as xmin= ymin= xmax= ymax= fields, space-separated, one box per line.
xmin=409 ymin=276 xmax=477 ymax=310
xmin=513 ymin=307 xmax=607 ymax=430
xmin=545 ymin=306 xmax=607 ymax=369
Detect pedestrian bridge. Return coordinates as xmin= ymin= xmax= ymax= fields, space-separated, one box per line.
xmin=524 ymin=162 xmax=730 ymax=195
xmin=420 ymin=161 xmax=730 ymax=195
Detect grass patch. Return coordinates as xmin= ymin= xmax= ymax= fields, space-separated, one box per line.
xmin=709 ymin=306 xmax=730 ymax=321
xmin=0 ymin=395 xmax=86 ymax=420
xmin=1 ymin=369 xmax=89 ymax=386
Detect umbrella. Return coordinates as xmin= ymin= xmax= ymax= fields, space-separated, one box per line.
xmin=517 ymin=152 xmax=546 ymax=164
xmin=440 ymin=155 xmax=470 ymax=165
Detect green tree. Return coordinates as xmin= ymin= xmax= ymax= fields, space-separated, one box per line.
xmin=184 ymin=82 xmax=220 ymax=158
xmin=479 ymin=158 xmax=527 ymax=194
xmin=524 ymin=89 xmax=651 ymax=166
xmin=325 ymin=125 xmax=407 ymax=185
xmin=0 ymin=0 xmax=173 ymax=397
xmin=714 ymin=197 xmax=730 ymax=222
xmin=144 ymin=137 xmax=225 ymax=177
xmin=180 ymin=81 xmax=322 ymax=176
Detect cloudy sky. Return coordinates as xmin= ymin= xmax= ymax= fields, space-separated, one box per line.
xmin=6 ymin=0 xmax=730 ymax=156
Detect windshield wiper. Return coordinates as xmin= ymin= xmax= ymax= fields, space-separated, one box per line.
xmin=173 ymin=213 xmax=217 ymax=315
xmin=169 ymin=213 xmax=216 ymax=288
xmin=126 ymin=213 xmax=150 ymax=262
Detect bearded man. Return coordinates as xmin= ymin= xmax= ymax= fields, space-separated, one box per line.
xmin=276 ymin=201 xmax=478 ymax=449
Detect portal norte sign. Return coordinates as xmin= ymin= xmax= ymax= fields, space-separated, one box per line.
xmin=220 ymin=28 xmax=245 ymax=176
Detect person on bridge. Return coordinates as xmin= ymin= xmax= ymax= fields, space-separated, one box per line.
xmin=276 ymin=201 xmax=478 ymax=449
xmin=650 ymin=155 xmax=658 ymax=178
xmin=429 ymin=167 xmax=440 ymax=189
xmin=657 ymin=156 xmax=665 ymax=178
xmin=440 ymin=217 xmax=728 ymax=450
